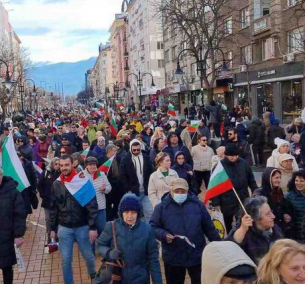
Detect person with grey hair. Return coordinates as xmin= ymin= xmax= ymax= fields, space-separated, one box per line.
xmin=37 ymin=157 xmax=61 ymax=242
xmin=0 ymin=168 xmax=26 ymax=284
xmin=93 ymin=136 xmax=106 ymax=161
xmin=227 ymin=196 xmax=284 ymax=264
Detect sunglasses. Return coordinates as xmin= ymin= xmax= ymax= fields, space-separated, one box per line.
xmin=62 ymin=138 xmax=68 ymax=140
xmin=132 ymin=149 xmax=141 ymax=152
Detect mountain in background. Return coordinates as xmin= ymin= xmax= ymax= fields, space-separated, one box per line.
xmin=29 ymin=57 xmax=97 ymax=96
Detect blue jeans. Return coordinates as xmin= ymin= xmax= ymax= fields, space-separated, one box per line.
xmin=58 ymin=225 xmax=96 ymax=284
xmin=96 ymin=209 xmax=106 ymax=236
xmin=139 ymin=191 xmax=153 ymax=223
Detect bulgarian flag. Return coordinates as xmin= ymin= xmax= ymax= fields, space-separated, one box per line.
xmin=187 ymin=120 xmax=200 ymax=132
xmin=80 ymin=147 xmax=90 ymax=160
xmin=97 ymin=156 xmax=114 ymax=174
xmin=204 ymin=161 xmax=233 ymax=205
xmin=2 ymin=132 xmax=30 ymax=191
xmin=109 ymin=114 xmax=118 ymax=137
xmin=167 ymin=103 xmax=176 ymax=116
xmin=93 ymin=171 xmax=102 ymax=180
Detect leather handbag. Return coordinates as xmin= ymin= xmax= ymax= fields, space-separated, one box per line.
xmin=97 ymin=222 xmax=124 ymax=284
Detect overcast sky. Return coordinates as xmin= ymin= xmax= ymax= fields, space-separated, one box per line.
xmin=7 ymin=0 xmax=122 ymax=63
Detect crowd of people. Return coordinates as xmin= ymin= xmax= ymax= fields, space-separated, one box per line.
xmin=1 ymin=101 xmax=305 ymax=284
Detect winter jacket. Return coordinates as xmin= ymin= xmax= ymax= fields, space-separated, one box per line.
xmin=222 ymin=139 xmax=248 ymax=160
xmin=205 ymin=104 xmax=220 ymax=124
xmin=211 ymin=157 xmax=258 ymax=216
xmin=287 ymin=124 xmax=302 ymax=140
xmin=93 ymin=144 xmax=106 ymax=160
xmin=286 ymin=189 xmax=305 ymax=242
xmin=149 ymin=147 xmax=161 ymax=167
xmin=253 ymin=167 xmax=295 ymax=238
xmin=180 ymin=128 xmax=192 ymax=147
xmin=120 ymin=150 xmax=153 ymax=196
xmin=267 ymin=125 xmax=286 ymax=149
xmin=74 ymin=135 xmax=88 ymax=152
xmin=97 ymin=194 xmax=162 ymax=284
xmin=49 ymin=171 xmax=98 ymax=231
xmin=0 ymin=177 xmax=26 ymax=269
xmin=236 ymin=123 xmax=248 ymax=141
xmin=18 ymin=135 xmax=35 ymax=161
xmin=162 ymin=132 xmax=193 ymax=167
xmin=201 ymin=241 xmax=257 ymax=284
xmin=21 ymin=158 xmax=38 ymax=215
xmin=191 ymin=145 xmax=214 ymax=171
xmin=150 ymin=193 xmax=221 ymax=266
xmin=141 ymin=131 xmax=152 ymax=146
xmin=148 ymin=168 xmax=179 ymax=208
xmin=266 ymin=148 xmax=299 ymax=171
xmin=247 ymin=119 xmax=266 ymax=146
xmin=197 ymin=125 xmax=211 ymax=143
xmin=37 ymin=169 xmax=61 ymax=209
xmin=37 ymin=140 xmax=50 ymax=161
xmin=87 ymin=126 xmax=97 ymax=144
xmin=227 ymin=224 xmax=284 ymax=264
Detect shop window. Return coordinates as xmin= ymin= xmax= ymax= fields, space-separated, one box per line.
xmin=257 ymin=83 xmax=274 ymax=119
xmin=238 ymin=86 xmax=249 ymax=107
xmin=282 ymin=80 xmax=302 ymax=123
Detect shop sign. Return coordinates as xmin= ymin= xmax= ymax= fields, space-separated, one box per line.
xmin=258 ymin=70 xmax=276 ymax=78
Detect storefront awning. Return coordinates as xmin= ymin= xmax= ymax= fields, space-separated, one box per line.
xmin=234 ymin=75 xmax=304 ymax=87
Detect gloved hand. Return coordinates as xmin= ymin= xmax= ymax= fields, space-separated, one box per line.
xmin=108 ymin=249 xmax=122 ymax=260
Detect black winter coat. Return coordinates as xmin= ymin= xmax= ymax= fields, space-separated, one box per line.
xmin=21 ymin=158 xmax=38 ymax=214
xmin=211 ymin=157 xmax=258 ymax=216
xmin=37 ymin=169 xmax=60 ymax=209
xmin=119 ymin=151 xmax=153 ymax=196
xmin=0 ymin=177 xmax=26 ymax=268
xmin=267 ymin=125 xmax=286 ymax=149
xmin=248 ymin=120 xmax=266 ymax=145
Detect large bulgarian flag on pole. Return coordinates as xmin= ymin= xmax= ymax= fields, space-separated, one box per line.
xmin=109 ymin=114 xmax=118 ymax=137
xmin=2 ymin=132 xmax=30 ymax=191
xmin=167 ymin=103 xmax=176 ymax=116
xmin=97 ymin=156 xmax=114 ymax=175
xmin=204 ymin=161 xmax=233 ymax=205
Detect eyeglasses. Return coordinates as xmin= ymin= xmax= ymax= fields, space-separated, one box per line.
xmin=62 ymin=138 xmax=68 ymax=141
xmin=132 ymin=149 xmax=141 ymax=152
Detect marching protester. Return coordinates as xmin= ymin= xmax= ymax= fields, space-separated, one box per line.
xmin=150 ymin=178 xmax=221 ymax=284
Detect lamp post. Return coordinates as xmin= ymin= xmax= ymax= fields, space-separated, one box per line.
xmin=175 ymin=47 xmax=229 ymax=104
xmin=0 ymin=59 xmax=16 ymax=91
xmin=34 ymin=87 xmax=45 ymax=111
xmin=105 ymin=81 xmax=126 ymax=108
xmin=125 ymin=70 xmax=155 ymax=109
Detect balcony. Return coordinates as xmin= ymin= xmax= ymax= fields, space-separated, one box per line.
xmin=124 ymin=51 xmax=129 ymax=56
xmin=124 ymin=66 xmax=129 ymax=71
xmin=252 ymin=15 xmax=271 ymax=35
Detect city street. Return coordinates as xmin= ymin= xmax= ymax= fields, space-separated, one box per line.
xmin=0 ymin=170 xmax=262 ymax=284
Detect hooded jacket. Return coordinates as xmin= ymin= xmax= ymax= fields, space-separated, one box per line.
xmin=267 ymin=119 xmax=286 ymax=149
xmin=171 ymin=151 xmax=193 ymax=189
xmin=247 ymin=118 xmax=266 ymax=145
xmin=201 ymin=241 xmax=256 ymax=284
xmin=266 ymin=147 xmax=299 ymax=171
xmin=120 ymin=139 xmax=153 ymax=196
xmin=18 ymin=135 xmax=35 ymax=161
xmin=97 ymin=194 xmax=162 ymax=284
xmin=162 ymin=132 xmax=193 ymax=167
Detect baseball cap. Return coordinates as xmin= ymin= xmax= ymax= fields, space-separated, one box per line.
xmin=170 ymin=178 xmax=189 ymax=191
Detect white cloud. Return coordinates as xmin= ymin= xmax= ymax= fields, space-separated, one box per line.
xmin=7 ymin=0 xmax=122 ymax=62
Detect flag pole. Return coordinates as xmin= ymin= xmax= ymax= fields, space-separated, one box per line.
xmin=232 ymin=187 xmax=248 ymax=215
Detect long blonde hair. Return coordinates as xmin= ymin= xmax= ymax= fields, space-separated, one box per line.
xmin=257 ymin=239 xmax=305 ymax=284
xmin=152 ymin=127 xmax=164 ymax=138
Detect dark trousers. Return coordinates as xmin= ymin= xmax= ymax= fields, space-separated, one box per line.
xmin=2 ymin=266 xmax=13 ymax=284
xmin=223 ymin=213 xmax=235 ymax=234
xmin=164 ymin=263 xmax=201 ymax=284
xmin=194 ymin=170 xmax=211 ymax=190
xmin=252 ymin=143 xmax=264 ymax=165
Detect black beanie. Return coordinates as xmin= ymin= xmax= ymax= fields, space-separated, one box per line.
xmin=224 ymin=264 xmax=257 ymax=282
xmin=225 ymin=144 xmax=239 ymax=156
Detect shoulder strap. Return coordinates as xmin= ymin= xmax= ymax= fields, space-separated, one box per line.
xmin=112 ymin=221 xmax=118 ymax=250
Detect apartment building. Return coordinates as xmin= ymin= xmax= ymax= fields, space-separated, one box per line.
xmin=127 ymin=0 xmax=165 ymax=108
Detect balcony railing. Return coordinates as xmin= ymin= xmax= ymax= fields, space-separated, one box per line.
xmin=252 ymin=15 xmax=271 ymax=35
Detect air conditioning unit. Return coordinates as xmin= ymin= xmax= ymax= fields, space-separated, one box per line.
xmin=239 ymin=65 xmax=247 ymax=72
xmin=283 ymin=53 xmax=295 ymax=63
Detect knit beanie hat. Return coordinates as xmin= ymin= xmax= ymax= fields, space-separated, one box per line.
xmin=278 ymin=153 xmax=294 ymax=164
xmin=274 ymin=138 xmax=289 ymax=149
xmin=120 ymin=195 xmax=141 ymax=214
xmin=225 ymin=144 xmax=239 ymax=156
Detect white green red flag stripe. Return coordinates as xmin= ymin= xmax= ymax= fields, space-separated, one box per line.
xmin=167 ymin=103 xmax=176 ymax=116
xmin=110 ymin=114 xmax=118 ymax=137
xmin=187 ymin=120 xmax=200 ymax=132
xmin=97 ymin=156 xmax=114 ymax=174
xmin=93 ymin=171 xmax=102 ymax=180
xmin=2 ymin=132 xmax=30 ymax=191
xmin=204 ymin=161 xmax=233 ymax=204
xmin=80 ymin=147 xmax=90 ymax=160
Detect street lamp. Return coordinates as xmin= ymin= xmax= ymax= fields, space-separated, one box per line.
xmin=125 ymin=70 xmax=155 ymax=108
xmin=175 ymin=47 xmax=229 ymax=103
xmin=0 ymin=59 xmax=16 ymax=93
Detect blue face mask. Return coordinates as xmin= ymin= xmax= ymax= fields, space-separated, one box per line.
xmin=173 ymin=193 xmax=187 ymax=204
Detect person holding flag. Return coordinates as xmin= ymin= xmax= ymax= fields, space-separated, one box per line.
xmin=49 ymin=154 xmax=99 ymax=284
xmin=208 ymin=144 xmax=258 ymax=233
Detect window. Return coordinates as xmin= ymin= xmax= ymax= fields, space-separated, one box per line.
xmin=288 ymin=0 xmax=301 ymax=7
xmin=241 ymin=45 xmax=252 ymax=64
xmin=164 ymin=29 xmax=169 ymax=41
xmin=157 ymin=41 xmax=164 ymax=50
xmin=224 ymin=17 xmax=233 ymax=35
xmin=191 ymin=63 xmax=197 ymax=77
xmin=228 ymin=51 xmax=233 ymax=69
xmin=288 ymin=28 xmax=304 ymax=53
xmin=180 ymin=41 xmax=187 ymax=51
xmin=172 ymin=46 xmax=177 ymax=60
xmin=254 ymin=0 xmax=270 ymax=20
xmin=158 ymin=60 xmax=164 ymax=68
xmin=165 ymin=50 xmax=170 ymax=62
xmin=241 ymin=8 xmax=250 ymax=28
xmin=262 ymin=38 xmax=275 ymax=60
